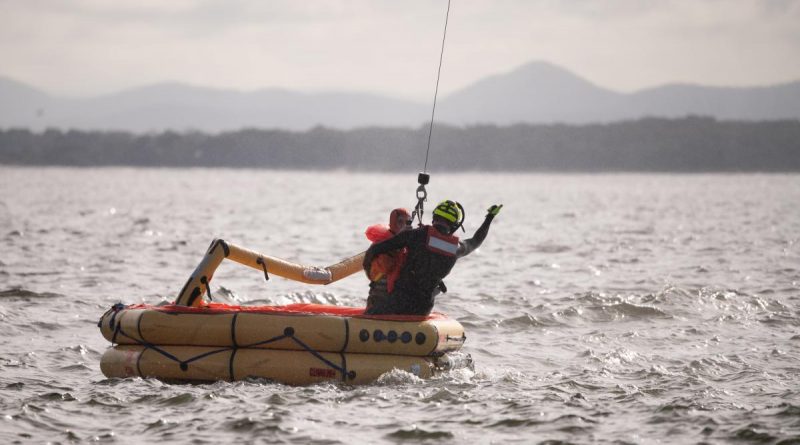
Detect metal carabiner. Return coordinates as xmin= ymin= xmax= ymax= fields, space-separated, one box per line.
xmin=416 ymin=184 xmax=427 ymax=201
xmin=411 ymin=172 xmax=430 ymax=226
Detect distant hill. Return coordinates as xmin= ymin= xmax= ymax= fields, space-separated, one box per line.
xmin=2 ymin=61 xmax=799 ymax=132
xmin=0 ymin=76 xmax=55 ymax=124
xmin=437 ymin=61 xmax=623 ymax=124
xmin=0 ymin=79 xmax=427 ymax=132
xmin=437 ymin=62 xmax=800 ymax=125
xmin=627 ymin=82 xmax=800 ymax=121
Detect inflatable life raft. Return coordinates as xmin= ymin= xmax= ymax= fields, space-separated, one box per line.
xmin=98 ymin=303 xmax=465 ymax=385
xmin=98 ymin=239 xmax=468 ymax=385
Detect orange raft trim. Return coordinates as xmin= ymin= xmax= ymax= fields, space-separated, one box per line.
xmin=99 ymin=303 xmax=466 ymax=357
xmin=132 ymin=302 xmax=449 ymax=320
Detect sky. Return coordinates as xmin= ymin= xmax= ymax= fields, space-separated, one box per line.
xmin=1 ymin=0 xmax=800 ymax=101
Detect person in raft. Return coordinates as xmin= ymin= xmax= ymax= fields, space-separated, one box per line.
xmin=363 ymin=200 xmax=502 ymax=316
xmin=364 ymin=208 xmax=411 ymax=311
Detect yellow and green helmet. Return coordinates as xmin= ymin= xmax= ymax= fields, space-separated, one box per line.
xmin=433 ymin=200 xmax=463 ymax=225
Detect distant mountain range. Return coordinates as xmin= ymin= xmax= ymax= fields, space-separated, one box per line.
xmin=2 ymin=61 xmax=799 ymax=132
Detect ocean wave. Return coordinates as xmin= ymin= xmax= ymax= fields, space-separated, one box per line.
xmin=83 ymin=396 xmax=125 ymax=409
xmin=58 ymin=363 xmax=93 ymax=372
xmin=498 ymin=312 xmax=564 ymax=328
xmin=223 ymin=416 xmax=257 ymax=432
xmin=774 ymin=403 xmax=800 ymax=417
xmin=387 ymin=425 xmax=454 ymax=440
xmin=144 ymin=418 xmax=180 ymax=433
xmin=592 ymin=302 xmax=669 ymax=320
xmin=683 ymin=354 xmax=747 ymax=377
xmin=438 ymin=366 xmax=477 ymax=384
xmin=585 ymin=347 xmax=645 ymax=370
xmin=156 ymin=393 xmax=197 ymax=406
xmin=654 ymin=397 xmax=713 ymax=414
xmin=531 ymin=243 xmax=573 ymax=254
xmin=552 ymin=299 xmax=669 ymax=323
xmin=0 ymin=287 xmax=63 ymax=299
xmin=488 ymin=417 xmax=545 ymax=428
xmin=375 ymin=369 xmax=424 ymax=386
xmin=37 ymin=392 xmax=77 ymax=402
xmin=419 ymin=388 xmax=462 ymax=403
xmin=732 ymin=423 xmax=779 ymax=443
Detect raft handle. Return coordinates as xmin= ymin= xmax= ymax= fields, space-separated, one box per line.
xmin=256 ymin=257 xmax=270 ymax=282
xmin=199 ymin=276 xmax=213 ymax=301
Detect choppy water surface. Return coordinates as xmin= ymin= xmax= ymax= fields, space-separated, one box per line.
xmin=1 ymin=167 xmax=799 ymax=444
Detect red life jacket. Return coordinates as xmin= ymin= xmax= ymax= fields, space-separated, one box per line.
xmin=365 ymin=224 xmax=391 ymax=243
xmin=364 ymin=224 xmax=408 ymax=292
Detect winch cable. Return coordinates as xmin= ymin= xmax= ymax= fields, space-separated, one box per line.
xmin=412 ymin=0 xmax=452 ymax=227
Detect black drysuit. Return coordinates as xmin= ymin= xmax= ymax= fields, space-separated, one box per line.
xmin=363 ymin=214 xmax=496 ymax=315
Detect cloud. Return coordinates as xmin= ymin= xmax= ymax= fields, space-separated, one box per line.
xmin=1 ymin=0 xmax=799 ymax=97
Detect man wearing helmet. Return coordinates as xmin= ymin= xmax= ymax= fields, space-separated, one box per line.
xmin=363 ymin=201 xmax=502 ymax=315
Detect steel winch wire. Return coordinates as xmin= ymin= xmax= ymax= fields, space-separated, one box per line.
xmin=410 ymin=0 xmax=452 ymax=227
xmin=423 ymin=0 xmax=452 ymax=174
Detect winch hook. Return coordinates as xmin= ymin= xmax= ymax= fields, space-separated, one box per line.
xmin=411 ymin=172 xmax=430 ymax=227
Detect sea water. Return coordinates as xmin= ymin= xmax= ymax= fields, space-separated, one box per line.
xmin=0 ymin=167 xmax=798 ymax=444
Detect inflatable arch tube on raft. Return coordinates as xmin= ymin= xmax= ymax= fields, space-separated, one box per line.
xmin=100 ymin=345 xmax=453 ymax=385
xmin=175 ymin=239 xmax=365 ymax=307
xmin=99 ymin=304 xmax=466 ymax=356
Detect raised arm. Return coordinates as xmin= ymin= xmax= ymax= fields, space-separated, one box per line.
xmin=457 ymin=204 xmax=502 ymax=258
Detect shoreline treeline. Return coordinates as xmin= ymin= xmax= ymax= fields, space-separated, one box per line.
xmin=1 ymin=117 xmax=798 ymax=171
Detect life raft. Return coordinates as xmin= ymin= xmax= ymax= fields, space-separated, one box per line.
xmin=99 ymin=303 xmax=465 ymax=385
xmin=98 ymin=238 xmax=468 ymax=385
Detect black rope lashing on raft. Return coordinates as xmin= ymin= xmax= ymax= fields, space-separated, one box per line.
xmin=102 ymin=306 xmax=354 ymax=382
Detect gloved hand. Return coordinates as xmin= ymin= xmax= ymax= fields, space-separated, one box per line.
xmin=486 ymin=204 xmax=503 ymax=217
